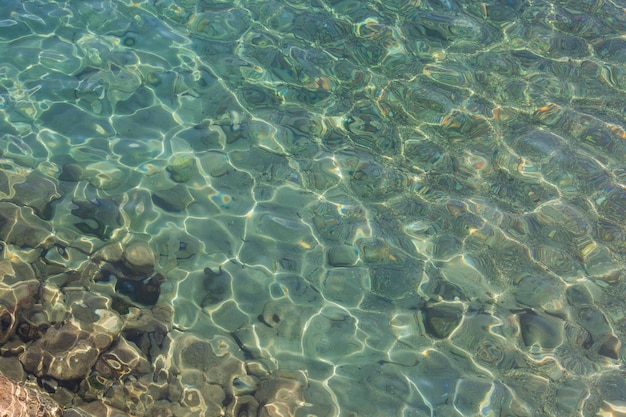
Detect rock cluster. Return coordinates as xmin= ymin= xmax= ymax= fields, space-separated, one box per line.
xmin=0 ymin=185 xmax=308 ymax=417
xmin=0 ymin=374 xmax=63 ymax=417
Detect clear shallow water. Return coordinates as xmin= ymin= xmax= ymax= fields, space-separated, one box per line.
xmin=1 ymin=0 xmax=626 ymax=416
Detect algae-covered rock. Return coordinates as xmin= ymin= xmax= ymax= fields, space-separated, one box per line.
xmin=166 ymin=155 xmax=198 ymax=183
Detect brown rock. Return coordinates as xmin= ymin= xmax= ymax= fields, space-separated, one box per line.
xmin=20 ymin=322 xmax=99 ymax=380
xmin=20 ymin=314 xmax=120 ymax=381
xmin=255 ymin=370 xmax=307 ymax=417
xmin=169 ymin=335 xmax=246 ymax=388
xmin=92 ymin=242 xmax=124 ymax=264
xmin=0 ymin=357 xmax=25 ymax=382
xmin=0 ymin=373 xmax=63 ymax=417
xmin=64 ymin=401 xmax=129 ymax=417
xmin=122 ymin=240 xmax=156 ymax=277
xmin=95 ymin=337 xmax=151 ymax=379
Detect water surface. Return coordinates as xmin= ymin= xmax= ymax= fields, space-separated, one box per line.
xmin=1 ymin=0 xmax=626 ymax=416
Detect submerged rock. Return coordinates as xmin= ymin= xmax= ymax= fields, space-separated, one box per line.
xmin=95 ymin=337 xmax=151 ymax=379
xmin=166 ymin=334 xmax=247 ymax=415
xmin=83 ymin=161 xmax=127 ymax=190
xmin=20 ymin=313 xmax=121 ymax=381
xmin=0 ymin=373 xmax=63 ymax=417
xmin=422 ymin=301 xmax=464 ymax=339
xmin=517 ymin=310 xmax=564 ymax=349
xmin=115 ymin=275 xmax=162 ymax=306
xmin=71 ymin=198 xmax=124 ymax=240
xmin=63 ymin=401 xmax=130 ymax=417
xmin=151 ymin=184 xmax=193 ymax=212
xmin=228 ymin=394 xmax=260 ymax=417
xmin=0 ymin=357 xmax=25 ymax=383
xmin=59 ymin=163 xmax=84 ymax=182
xmin=166 ymin=155 xmax=198 ymax=183
xmin=11 ymin=171 xmax=61 ymax=220
xmin=255 ymin=370 xmax=307 ymax=417
xmin=122 ymin=240 xmax=156 ymax=278
xmin=0 ymin=262 xmax=40 ymax=343
xmin=327 ymin=244 xmax=358 ymax=267
xmin=92 ymin=242 xmax=124 ymax=264
xmin=0 ymin=202 xmax=55 ymax=249
xmin=121 ymin=305 xmax=171 ymax=361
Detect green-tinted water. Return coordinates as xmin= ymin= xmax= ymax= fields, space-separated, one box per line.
xmin=0 ymin=0 xmax=626 ymax=416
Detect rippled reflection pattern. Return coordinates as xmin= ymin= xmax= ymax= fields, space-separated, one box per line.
xmin=0 ymin=0 xmax=625 ymax=416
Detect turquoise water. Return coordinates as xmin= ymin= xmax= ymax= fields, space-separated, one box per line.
xmin=1 ymin=0 xmax=626 ymax=416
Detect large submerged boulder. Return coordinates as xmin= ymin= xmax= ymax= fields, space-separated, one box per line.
xmin=20 ymin=311 xmax=122 ymax=381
